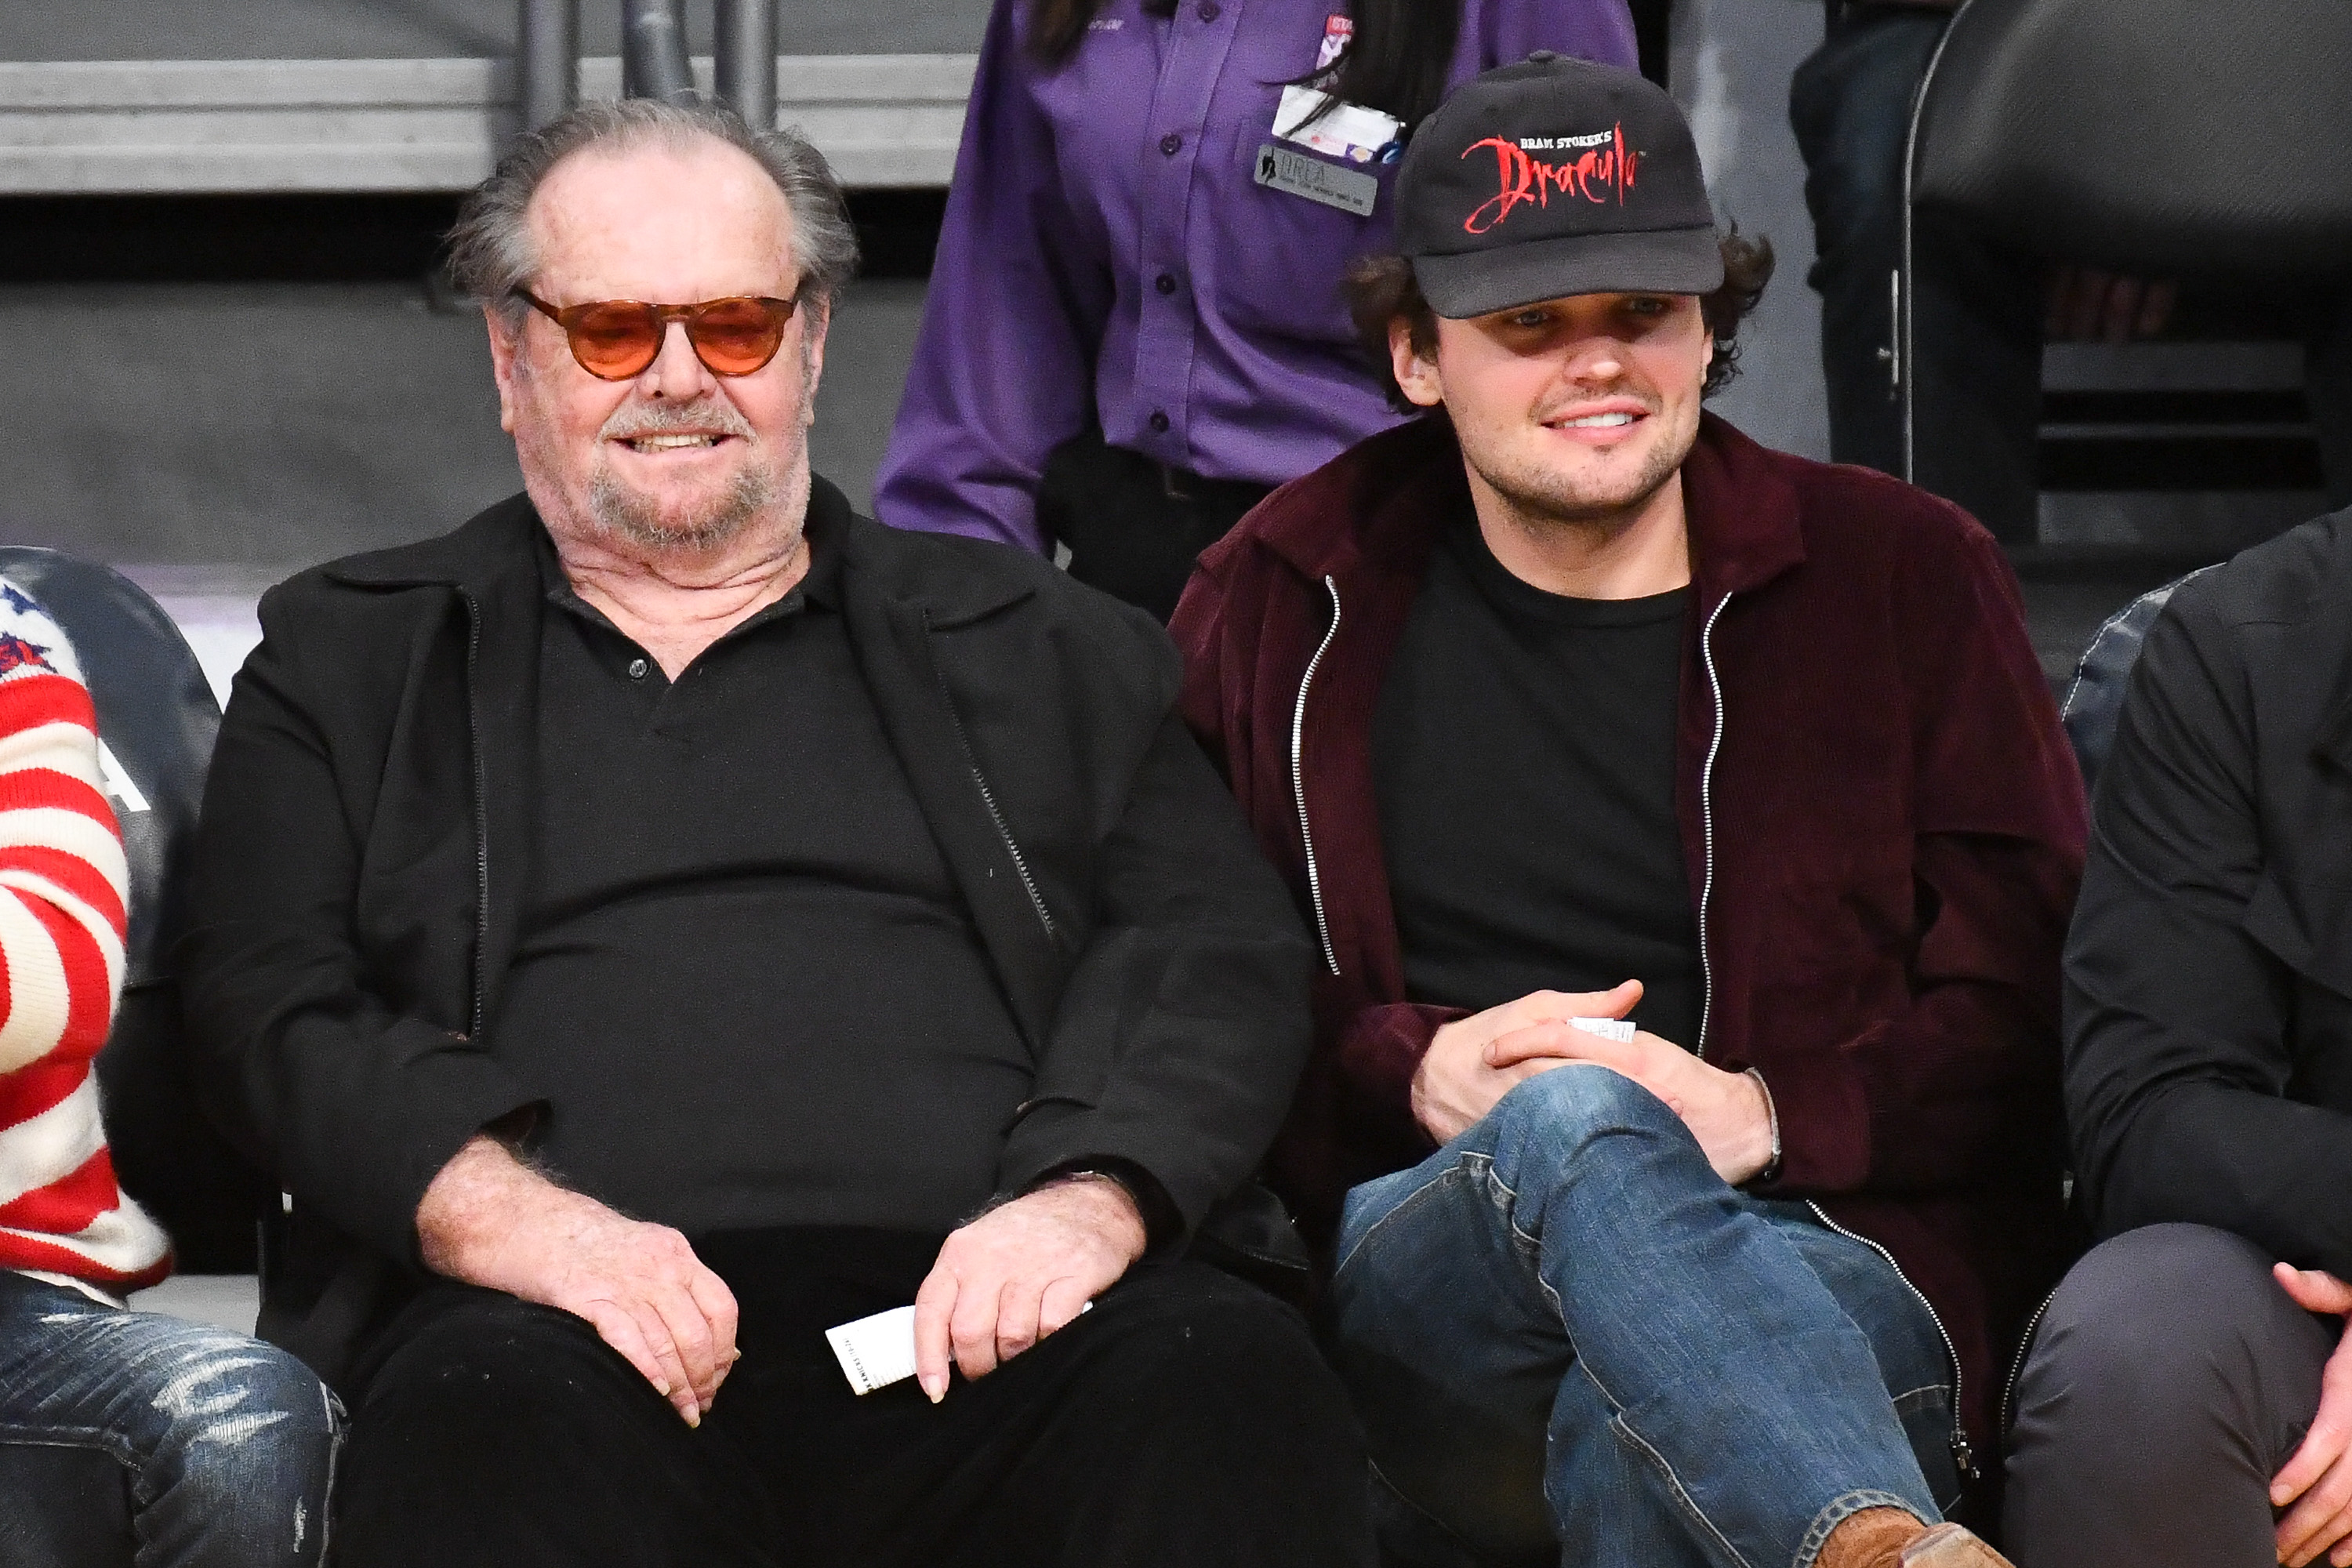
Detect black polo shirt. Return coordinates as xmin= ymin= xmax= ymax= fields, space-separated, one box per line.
xmin=1373 ymin=510 xmax=1704 ymax=1053
xmin=487 ymin=510 xmax=1036 ymax=1239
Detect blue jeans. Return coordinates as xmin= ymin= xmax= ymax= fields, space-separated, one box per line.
xmin=0 ymin=1270 xmax=343 ymax=1567
xmin=1330 ymin=1065 xmax=1957 ymax=1568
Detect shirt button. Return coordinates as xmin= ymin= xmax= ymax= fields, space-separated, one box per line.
xmin=627 ymin=657 xmax=648 ymax=681
xmin=1197 ymin=1 xmax=1221 ymax=18
xmin=1155 ymin=271 xmax=1177 ymax=295
xmin=1160 ymin=132 xmax=1182 ymax=156
xmin=1149 ymin=409 xmax=1171 ymax=434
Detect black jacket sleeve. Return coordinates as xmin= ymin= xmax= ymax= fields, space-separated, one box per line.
xmin=996 ymin=710 xmax=1315 ymax=1234
xmin=180 ymin=585 xmax=538 ymax=1269
xmin=2064 ymin=588 xmax=2352 ymax=1272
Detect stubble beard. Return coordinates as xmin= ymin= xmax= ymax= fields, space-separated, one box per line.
xmin=586 ymin=452 xmax=783 ymax=554
xmin=518 ymin=336 xmax=816 ymax=560
xmin=1466 ymin=405 xmax=1697 ymax=550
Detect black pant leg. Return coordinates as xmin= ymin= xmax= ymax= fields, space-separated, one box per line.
xmin=336 ymin=1283 xmax=780 ymax=1568
xmin=1907 ymin=213 xmax=2048 ymax=546
xmin=1790 ymin=5 xmax=2045 ymax=543
xmin=810 ymin=1261 xmax=1375 ymax=1568
xmin=1791 ymin=5 xmax=1950 ymax=481
xmin=2003 ymin=1223 xmax=2334 ymax=1566
xmin=1036 ymin=434 xmax=1271 ymax=622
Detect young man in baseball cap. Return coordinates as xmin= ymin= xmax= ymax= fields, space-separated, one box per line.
xmin=1173 ymin=56 xmax=2082 ymax=1568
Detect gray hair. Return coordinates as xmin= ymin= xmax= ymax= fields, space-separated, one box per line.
xmin=446 ymin=96 xmax=859 ymax=329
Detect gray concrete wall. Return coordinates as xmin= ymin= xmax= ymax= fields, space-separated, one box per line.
xmin=0 ymin=277 xmax=925 ymax=572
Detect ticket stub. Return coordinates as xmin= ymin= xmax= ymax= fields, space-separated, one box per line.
xmin=825 ymin=1301 xmax=1095 ymax=1396
xmin=1568 ymin=1016 xmax=1636 ymax=1044
xmin=826 ymin=1305 xmax=918 ymax=1396
xmin=1272 ymin=84 xmax=1403 ymax=164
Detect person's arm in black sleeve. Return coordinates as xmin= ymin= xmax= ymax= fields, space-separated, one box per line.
xmin=180 ymin=585 xmax=539 ymax=1269
xmin=996 ymin=710 xmax=1316 ymax=1239
xmin=2065 ymin=587 xmax=2352 ymax=1272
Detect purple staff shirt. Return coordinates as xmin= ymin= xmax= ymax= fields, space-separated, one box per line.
xmin=874 ymin=0 xmax=1641 ymax=552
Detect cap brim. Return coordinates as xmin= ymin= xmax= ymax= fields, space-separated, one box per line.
xmin=1412 ymin=227 xmax=1726 ymax=318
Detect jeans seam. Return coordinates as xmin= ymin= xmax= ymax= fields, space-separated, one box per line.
xmin=0 ymin=1421 xmax=150 ymax=1506
xmin=1334 ymin=1163 xmax=1475 ymax=1280
xmin=1571 ymin=1359 xmax=1755 ymax=1568
xmin=1794 ymin=1489 xmax=1923 ymax=1568
xmin=0 ymin=1422 xmax=142 ymax=1467
xmin=315 ymin=1383 xmax=346 ymax=1563
xmin=1486 ymin=1149 xmax=1752 ymax=1567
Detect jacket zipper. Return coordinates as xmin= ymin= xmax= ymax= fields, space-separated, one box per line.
xmin=459 ymin=588 xmax=489 ymax=1040
xmin=1805 ymin=1203 xmax=1976 ymax=1483
xmin=1998 ymin=1283 xmax=2063 ymax=1441
xmin=1291 ymin=575 xmax=1343 ymax=977
xmin=927 ymin=619 xmax=1056 ymax=941
xmin=1697 ymin=590 xmax=1974 ymax=1479
xmin=1693 ymin=592 xmax=1732 ymax=1059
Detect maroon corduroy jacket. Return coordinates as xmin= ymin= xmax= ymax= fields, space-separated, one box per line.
xmin=1171 ymin=410 xmax=2085 ymax=1472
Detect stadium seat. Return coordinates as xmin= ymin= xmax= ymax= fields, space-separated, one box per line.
xmin=1899 ymin=0 xmax=2352 ymax=529
xmin=0 ymin=548 xmax=267 ymax=1559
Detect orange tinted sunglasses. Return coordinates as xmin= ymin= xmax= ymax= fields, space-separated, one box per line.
xmin=515 ymin=289 xmax=799 ymax=379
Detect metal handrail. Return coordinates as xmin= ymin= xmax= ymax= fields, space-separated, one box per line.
xmin=714 ymin=0 xmax=777 ymax=130
xmin=518 ymin=0 xmax=579 ymax=130
xmin=516 ymin=0 xmax=778 ymax=132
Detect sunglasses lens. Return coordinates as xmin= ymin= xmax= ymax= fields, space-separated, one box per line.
xmin=565 ymin=303 xmax=662 ymax=379
xmin=688 ymin=299 xmax=789 ymax=376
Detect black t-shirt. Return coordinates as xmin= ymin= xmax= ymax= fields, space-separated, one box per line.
xmin=1373 ymin=513 xmax=1704 ymax=1052
xmin=488 ymin=514 xmax=1034 ymax=1239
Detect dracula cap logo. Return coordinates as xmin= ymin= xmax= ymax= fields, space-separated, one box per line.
xmin=1461 ymin=123 xmax=1641 ymax=234
xmin=0 ymin=633 xmax=53 ymax=677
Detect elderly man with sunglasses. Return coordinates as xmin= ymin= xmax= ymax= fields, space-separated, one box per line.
xmin=181 ymin=98 xmax=1369 ymax=1568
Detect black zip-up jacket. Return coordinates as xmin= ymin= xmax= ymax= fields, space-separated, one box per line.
xmin=2067 ymin=505 xmax=2352 ymax=1272
xmin=181 ymin=480 xmax=1312 ymax=1385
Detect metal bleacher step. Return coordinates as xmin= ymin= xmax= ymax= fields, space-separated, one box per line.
xmin=2034 ymin=339 xmax=2330 ymax=558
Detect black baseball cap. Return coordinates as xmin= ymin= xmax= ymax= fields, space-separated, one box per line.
xmin=1396 ymin=53 xmax=1723 ymax=318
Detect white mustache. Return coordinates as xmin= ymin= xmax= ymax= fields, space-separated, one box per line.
xmin=598 ymin=401 xmax=756 ymax=441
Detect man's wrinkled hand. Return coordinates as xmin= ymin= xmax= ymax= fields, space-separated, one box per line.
xmin=2272 ymin=1265 xmax=2352 ymax=1566
xmin=1484 ymin=1018 xmax=1774 ymax=1184
xmin=416 ymin=1136 xmax=739 ymax=1426
xmin=912 ymin=1178 xmax=1146 ymax=1402
xmin=1411 ymin=982 xmax=1644 ymax=1144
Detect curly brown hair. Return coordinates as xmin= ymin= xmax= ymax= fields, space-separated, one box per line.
xmin=1344 ymin=228 xmax=1776 ymax=412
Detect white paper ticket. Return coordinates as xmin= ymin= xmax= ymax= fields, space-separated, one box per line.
xmin=824 ymin=1299 xmax=1096 ymax=1396
xmin=1272 ymin=84 xmax=1402 ymax=162
xmin=1568 ymin=1016 xmax=1636 ymax=1043
xmin=826 ymin=1305 xmax=919 ymax=1396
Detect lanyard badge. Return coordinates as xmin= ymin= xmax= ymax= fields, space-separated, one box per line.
xmin=1256 ymin=13 xmax=1399 ymax=215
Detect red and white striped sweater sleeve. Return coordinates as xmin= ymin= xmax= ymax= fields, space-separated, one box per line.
xmin=0 ymin=579 xmax=169 ymax=1297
